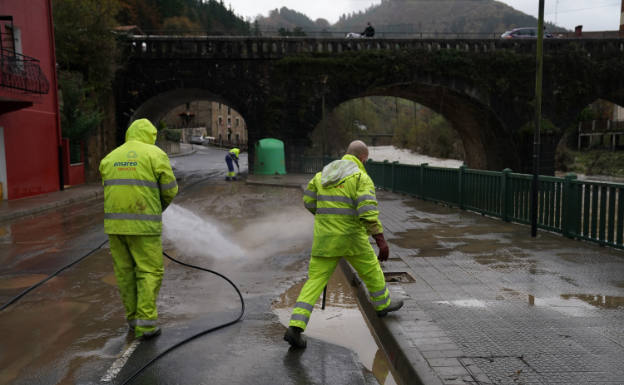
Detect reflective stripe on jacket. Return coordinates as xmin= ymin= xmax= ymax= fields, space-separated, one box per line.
xmin=303 ymin=154 xmax=383 ymax=257
xmin=99 ymin=119 xmax=178 ymax=235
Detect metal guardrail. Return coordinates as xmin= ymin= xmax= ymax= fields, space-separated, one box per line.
xmin=366 ymin=160 xmax=624 ymax=250
xmin=0 ymin=48 xmax=49 ymax=94
xmin=295 ymin=157 xmax=624 ymax=250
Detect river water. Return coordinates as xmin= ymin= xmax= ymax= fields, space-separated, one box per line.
xmin=368 ymin=145 xmax=463 ymax=168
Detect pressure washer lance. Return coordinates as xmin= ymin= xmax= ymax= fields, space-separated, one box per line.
xmin=0 ymin=240 xmax=245 ymax=385
xmin=321 ymin=285 xmax=327 ymax=310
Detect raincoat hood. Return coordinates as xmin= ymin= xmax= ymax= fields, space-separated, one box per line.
xmin=125 ymin=119 xmax=157 ymax=145
xmin=320 ymin=154 xmax=365 ymax=187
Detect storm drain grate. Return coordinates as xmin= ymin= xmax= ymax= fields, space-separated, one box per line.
xmin=383 ymin=271 xmax=415 ymax=283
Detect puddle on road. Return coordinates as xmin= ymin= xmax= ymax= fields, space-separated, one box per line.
xmin=273 ymin=267 xmax=398 ymax=385
xmin=392 ymin=226 xmax=519 ymax=258
xmin=0 ymin=273 xmax=51 ymax=289
xmin=439 ymin=289 xmax=624 ymax=316
xmin=435 ymin=299 xmax=487 ymax=308
xmin=560 ymin=294 xmax=624 ymax=309
xmin=499 ymin=288 xmax=624 ymax=313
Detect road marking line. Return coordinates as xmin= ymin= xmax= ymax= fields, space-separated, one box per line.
xmin=100 ymin=340 xmax=140 ymax=383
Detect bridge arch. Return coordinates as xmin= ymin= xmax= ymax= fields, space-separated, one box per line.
xmin=128 ymin=88 xmax=238 ymax=125
xmin=310 ymin=79 xmax=511 ymax=170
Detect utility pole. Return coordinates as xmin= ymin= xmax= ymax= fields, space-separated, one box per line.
xmin=531 ymin=0 xmax=545 ymax=237
xmin=620 ymin=0 xmax=624 ymax=36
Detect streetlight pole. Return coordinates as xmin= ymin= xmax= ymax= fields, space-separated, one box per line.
xmin=321 ymin=75 xmax=328 ymax=159
xmin=531 ymin=0 xmax=545 ymax=237
xmin=620 ymin=0 xmax=624 ymax=36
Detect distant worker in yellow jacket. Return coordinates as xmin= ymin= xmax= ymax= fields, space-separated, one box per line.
xmin=284 ymin=140 xmax=403 ymax=349
xmin=225 ymin=148 xmax=240 ymax=181
xmin=99 ymin=119 xmax=178 ymax=340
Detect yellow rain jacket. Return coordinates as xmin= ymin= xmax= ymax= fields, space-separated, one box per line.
xmin=99 ymin=119 xmax=178 ymax=235
xmin=303 ymin=154 xmax=383 ymax=257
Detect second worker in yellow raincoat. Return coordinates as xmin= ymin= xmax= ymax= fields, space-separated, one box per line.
xmin=99 ymin=119 xmax=178 ymax=340
xmin=284 ymin=140 xmax=403 ymax=349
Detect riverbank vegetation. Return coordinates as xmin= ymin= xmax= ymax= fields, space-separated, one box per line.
xmin=308 ymin=96 xmax=464 ymax=160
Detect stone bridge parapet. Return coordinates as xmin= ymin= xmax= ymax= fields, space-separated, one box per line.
xmin=125 ymin=36 xmax=624 ymax=60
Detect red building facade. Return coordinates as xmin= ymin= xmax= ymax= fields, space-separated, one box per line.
xmin=0 ymin=0 xmax=61 ymax=200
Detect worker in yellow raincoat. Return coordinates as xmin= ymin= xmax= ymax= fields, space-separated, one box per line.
xmin=284 ymin=140 xmax=403 ymax=349
xmin=99 ymin=119 xmax=178 ymax=340
xmin=225 ymin=147 xmax=240 ymax=181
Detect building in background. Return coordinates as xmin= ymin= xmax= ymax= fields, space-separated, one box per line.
xmin=160 ymin=100 xmax=247 ymax=148
xmin=211 ymin=102 xmax=247 ymax=147
xmin=0 ymin=0 xmax=61 ymax=200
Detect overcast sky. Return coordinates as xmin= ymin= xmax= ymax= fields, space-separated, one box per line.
xmin=230 ymin=0 xmax=621 ymax=32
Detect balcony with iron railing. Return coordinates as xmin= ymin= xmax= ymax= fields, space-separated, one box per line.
xmin=0 ymin=48 xmax=50 ymax=95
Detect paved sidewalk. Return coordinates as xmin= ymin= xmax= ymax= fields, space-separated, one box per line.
xmin=360 ymin=190 xmax=624 ymax=385
xmin=0 ymin=183 xmax=103 ymax=224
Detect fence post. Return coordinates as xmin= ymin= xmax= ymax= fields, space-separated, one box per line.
xmin=392 ymin=161 xmax=399 ymax=193
xmin=562 ymin=173 xmax=578 ymax=238
xmin=420 ymin=163 xmax=428 ymax=200
xmin=383 ymin=160 xmax=390 ymax=190
xmin=458 ymin=165 xmax=466 ymax=210
xmin=501 ymin=168 xmax=512 ymax=222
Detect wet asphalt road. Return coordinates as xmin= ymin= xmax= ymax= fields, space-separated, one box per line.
xmin=0 ymin=146 xmax=389 ymax=385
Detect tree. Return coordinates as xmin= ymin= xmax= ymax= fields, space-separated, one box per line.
xmin=58 ymin=71 xmax=102 ymax=141
xmin=118 ymin=0 xmax=161 ymax=31
xmin=53 ymin=0 xmax=120 ymax=93
xmin=162 ymin=16 xmax=201 ymax=34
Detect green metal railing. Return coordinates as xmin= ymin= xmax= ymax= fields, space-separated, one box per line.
xmin=294 ymin=157 xmax=624 ymax=249
xmin=364 ymin=160 xmax=624 ymax=250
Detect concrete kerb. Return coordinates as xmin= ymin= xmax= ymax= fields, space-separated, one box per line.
xmin=339 ymin=260 xmax=443 ymax=385
xmin=0 ymin=187 xmax=103 ymax=224
xmin=168 ymin=149 xmax=196 ymax=158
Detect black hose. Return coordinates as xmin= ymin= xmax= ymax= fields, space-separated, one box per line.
xmin=0 ymin=239 xmax=109 ymax=312
xmin=0 ymin=239 xmax=246 ymax=385
xmin=120 ymin=251 xmax=245 ymax=385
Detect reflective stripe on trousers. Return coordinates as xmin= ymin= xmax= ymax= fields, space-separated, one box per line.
xmin=288 ymin=254 xmax=390 ymax=331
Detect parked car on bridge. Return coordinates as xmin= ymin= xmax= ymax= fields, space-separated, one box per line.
xmin=501 ymin=27 xmax=553 ymax=39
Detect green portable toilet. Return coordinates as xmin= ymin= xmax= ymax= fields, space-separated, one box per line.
xmin=254 ymin=138 xmax=287 ymax=175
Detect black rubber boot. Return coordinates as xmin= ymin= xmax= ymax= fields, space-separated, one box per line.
xmin=376 ymin=299 xmax=404 ymax=317
xmin=284 ymin=326 xmax=307 ymax=349
xmin=138 ymin=326 xmax=161 ymax=341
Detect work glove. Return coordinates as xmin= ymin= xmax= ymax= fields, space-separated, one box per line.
xmin=372 ymin=233 xmax=389 ymax=262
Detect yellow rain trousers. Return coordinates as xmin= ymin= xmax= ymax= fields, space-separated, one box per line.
xmin=109 ymin=234 xmax=163 ymax=336
xmin=99 ymin=119 xmax=178 ymax=338
xmin=289 ymin=154 xmax=392 ymax=331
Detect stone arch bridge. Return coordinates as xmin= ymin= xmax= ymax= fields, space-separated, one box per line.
xmin=115 ymin=36 xmax=624 ymax=173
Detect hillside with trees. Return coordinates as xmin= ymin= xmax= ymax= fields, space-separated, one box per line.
xmin=254 ymin=7 xmax=330 ymax=34
xmin=333 ymin=0 xmax=564 ymax=35
xmin=255 ymin=0 xmax=565 ymax=36
xmin=117 ymin=0 xmax=250 ymax=34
